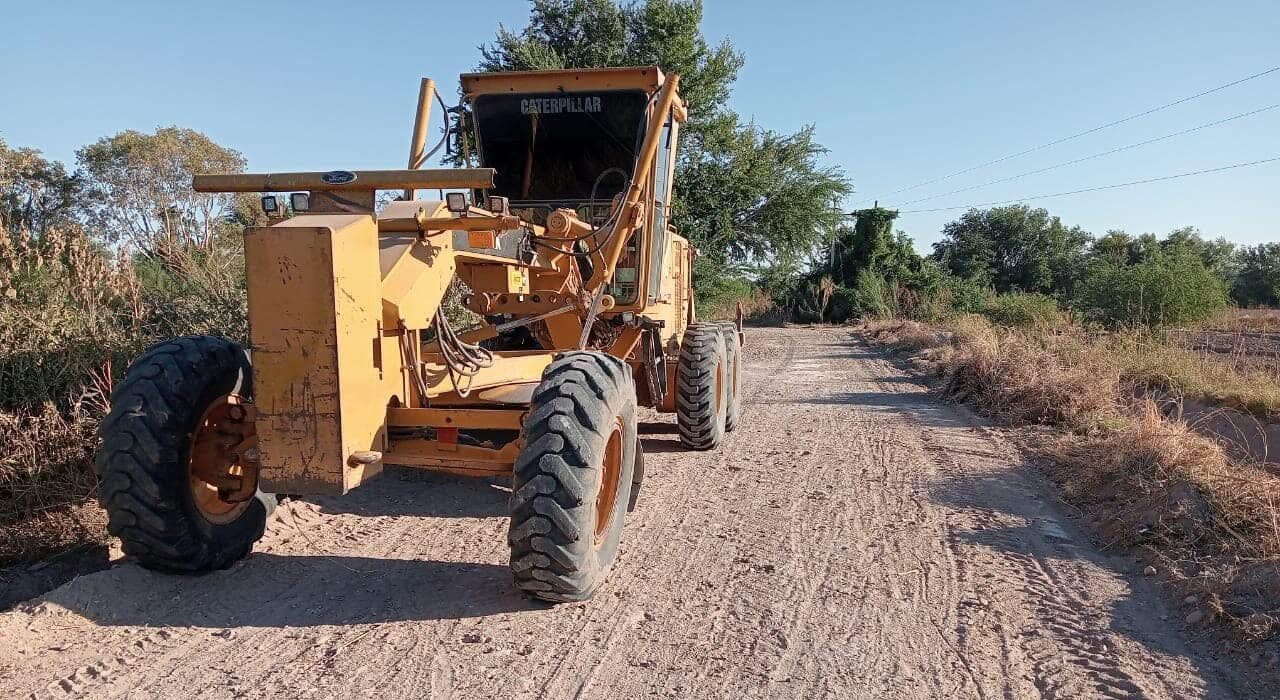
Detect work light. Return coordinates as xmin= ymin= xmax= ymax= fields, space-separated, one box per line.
xmin=487 ymin=196 xmax=509 ymax=214
xmin=260 ymin=195 xmax=279 ymax=215
xmin=446 ymin=192 xmax=469 ymax=213
xmin=290 ymin=192 xmax=310 ymax=213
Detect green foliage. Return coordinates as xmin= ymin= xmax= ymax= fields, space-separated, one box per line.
xmin=479 ymin=0 xmax=850 ymax=279
xmin=0 ymin=225 xmax=146 ymax=410
xmin=827 ymin=207 xmax=900 ymax=287
xmin=945 ymin=276 xmax=993 ymax=315
xmin=691 ymin=261 xmax=753 ymax=319
xmin=0 ymin=223 xmax=249 ymax=413
xmin=76 ymin=127 xmax=250 ymax=249
xmin=932 ymin=205 xmax=1091 ymax=295
xmin=1075 ymin=250 xmax=1228 ymax=327
xmin=0 ymin=138 xmax=80 ymax=235
xmin=1232 ymin=243 xmax=1280 ymax=307
xmin=851 ymin=270 xmax=894 ymax=320
xmin=678 ymin=123 xmax=849 ymax=271
xmin=982 ymin=292 xmax=1059 ymax=329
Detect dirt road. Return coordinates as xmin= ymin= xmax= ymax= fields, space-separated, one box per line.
xmin=0 ymin=328 xmax=1263 ymax=698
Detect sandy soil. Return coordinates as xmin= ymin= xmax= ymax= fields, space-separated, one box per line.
xmin=0 ymin=327 xmax=1267 ymax=699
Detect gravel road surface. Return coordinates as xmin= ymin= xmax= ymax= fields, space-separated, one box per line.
xmin=0 ymin=328 xmax=1262 ymax=699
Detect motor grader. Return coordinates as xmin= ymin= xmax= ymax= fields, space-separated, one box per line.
xmin=94 ymin=66 xmax=743 ymax=602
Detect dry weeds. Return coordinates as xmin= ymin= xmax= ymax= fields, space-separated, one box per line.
xmin=864 ymin=316 xmax=1280 ymax=639
xmin=0 ymin=222 xmax=247 ymax=566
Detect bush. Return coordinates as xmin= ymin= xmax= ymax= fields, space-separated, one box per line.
xmin=852 ymin=270 xmax=894 ymax=320
xmin=982 ymin=292 xmax=1059 ymax=329
xmin=946 ymin=277 xmax=993 ymax=315
xmin=0 ymin=223 xmax=248 ymax=564
xmin=1075 ymin=251 xmax=1227 ymax=327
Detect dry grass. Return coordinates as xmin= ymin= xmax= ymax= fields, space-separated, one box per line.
xmin=707 ymin=287 xmax=784 ymax=324
xmin=0 ymin=222 xmax=247 ymax=566
xmin=0 ymin=404 xmax=107 ymax=562
xmin=863 ymin=318 xmax=952 ymax=353
xmin=1217 ymin=307 xmax=1280 ymax=334
xmin=1112 ymin=336 xmax=1280 ymax=418
xmin=863 ymin=316 xmax=1280 ymax=639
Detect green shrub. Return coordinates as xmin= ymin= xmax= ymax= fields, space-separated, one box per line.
xmin=853 ymin=271 xmax=894 ymax=320
xmin=826 ymin=287 xmax=859 ymax=323
xmin=947 ymin=277 xmax=993 ymax=314
xmin=982 ymin=292 xmax=1059 ymax=329
xmin=1075 ymin=251 xmax=1227 ymax=327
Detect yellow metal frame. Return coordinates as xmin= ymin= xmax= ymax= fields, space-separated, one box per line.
xmin=198 ymin=66 xmax=693 ymax=495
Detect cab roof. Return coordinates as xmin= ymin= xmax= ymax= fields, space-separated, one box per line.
xmin=461 ymin=66 xmax=669 ymax=98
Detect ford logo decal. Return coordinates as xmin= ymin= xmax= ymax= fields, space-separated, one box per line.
xmin=321 ymin=170 xmax=357 ymax=185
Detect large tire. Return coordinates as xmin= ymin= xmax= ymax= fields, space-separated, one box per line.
xmin=509 ymin=352 xmax=638 ymax=602
xmin=717 ymin=323 xmax=742 ymax=432
xmin=95 ymin=336 xmax=274 ymax=573
xmin=676 ymin=323 xmax=729 ymax=449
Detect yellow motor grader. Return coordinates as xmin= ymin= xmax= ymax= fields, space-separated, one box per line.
xmin=94 ymin=66 xmax=743 ymax=601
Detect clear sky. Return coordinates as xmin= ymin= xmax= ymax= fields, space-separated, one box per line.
xmin=2 ymin=1 xmax=1276 ymax=251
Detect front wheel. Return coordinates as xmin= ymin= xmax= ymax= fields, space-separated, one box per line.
xmin=95 ymin=336 xmax=273 ymax=572
xmin=509 ymin=352 xmax=638 ymax=602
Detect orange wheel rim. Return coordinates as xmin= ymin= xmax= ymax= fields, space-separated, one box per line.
xmin=594 ymin=420 xmax=624 ymax=547
xmin=188 ymin=394 xmax=258 ymax=525
xmin=715 ymin=362 xmax=724 ymax=416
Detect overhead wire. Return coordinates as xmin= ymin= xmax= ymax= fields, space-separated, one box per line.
xmin=862 ymin=64 xmax=1280 ymax=203
xmin=892 ymin=103 xmax=1280 ymax=207
xmin=894 ymin=155 xmax=1280 ymax=214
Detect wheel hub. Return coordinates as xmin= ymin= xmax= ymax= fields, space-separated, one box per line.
xmin=188 ymin=394 xmax=259 ymax=524
xmin=594 ymin=419 xmax=624 ymax=547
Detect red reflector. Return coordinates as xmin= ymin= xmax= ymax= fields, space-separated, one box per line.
xmin=437 ymin=427 xmax=459 ymax=444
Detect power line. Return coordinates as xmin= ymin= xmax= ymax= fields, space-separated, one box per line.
xmin=893 ymin=103 xmax=1280 ymax=207
xmin=861 ymin=64 xmax=1280 ymax=202
xmin=894 ymin=156 xmax=1280 ymax=214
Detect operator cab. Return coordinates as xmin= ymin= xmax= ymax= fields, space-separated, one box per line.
xmin=462 ymin=67 xmax=681 ymax=306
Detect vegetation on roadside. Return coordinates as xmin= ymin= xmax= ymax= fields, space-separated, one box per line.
xmin=0 ymin=130 xmax=252 ymax=564
xmin=864 ymin=314 xmax=1280 ymax=639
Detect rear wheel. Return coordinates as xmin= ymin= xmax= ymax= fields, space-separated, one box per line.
xmin=95 ymin=336 xmax=274 ymax=572
xmin=717 ymin=323 xmax=742 ymax=432
xmin=509 ymin=352 xmax=638 ymax=602
xmin=676 ymin=323 xmax=728 ymax=449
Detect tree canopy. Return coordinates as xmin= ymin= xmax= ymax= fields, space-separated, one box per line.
xmin=0 ymin=138 xmax=80 ymax=235
xmin=931 ymin=205 xmax=1091 ymax=295
xmin=76 ymin=127 xmax=247 ymax=250
xmin=477 ymin=0 xmax=850 ymax=282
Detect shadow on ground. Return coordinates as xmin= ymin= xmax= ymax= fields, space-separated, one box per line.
xmin=308 ymin=467 xmax=510 ymax=519
xmin=42 ymin=552 xmax=538 ymax=628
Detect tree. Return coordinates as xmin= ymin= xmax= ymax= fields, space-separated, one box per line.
xmin=77 ymin=127 xmax=247 ymax=250
xmin=1075 ymin=249 xmax=1227 ymax=327
xmin=1090 ymin=229 xmax=1134 ymax=263
xmin=1159 ymin=226 xmax=1237 ymax=286
xmin=1233 ymin=243 xmax=1280 ymax=307
xmin=931 ymin=205 xmax=1090 ymax=295
xmin=480 ymin=0 xmax=744 ymax=139
xmin=0 ymin=138 xmax=80 ymax=234
xmin=675 ymin=123 xmax=848 ymax=269
xmin=477 ymin=0 xmax=850 ymax=288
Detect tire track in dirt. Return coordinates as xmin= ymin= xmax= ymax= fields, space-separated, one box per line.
xmin=531 ymin=332 xmax=802 ymax=699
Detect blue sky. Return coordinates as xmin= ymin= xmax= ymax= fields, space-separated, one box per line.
xmin=1 ymin=1 xmax=1277 ymax=251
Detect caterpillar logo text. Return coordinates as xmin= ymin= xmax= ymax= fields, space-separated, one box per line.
xmin=520 ymin=96 xmax=604 ymax=115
